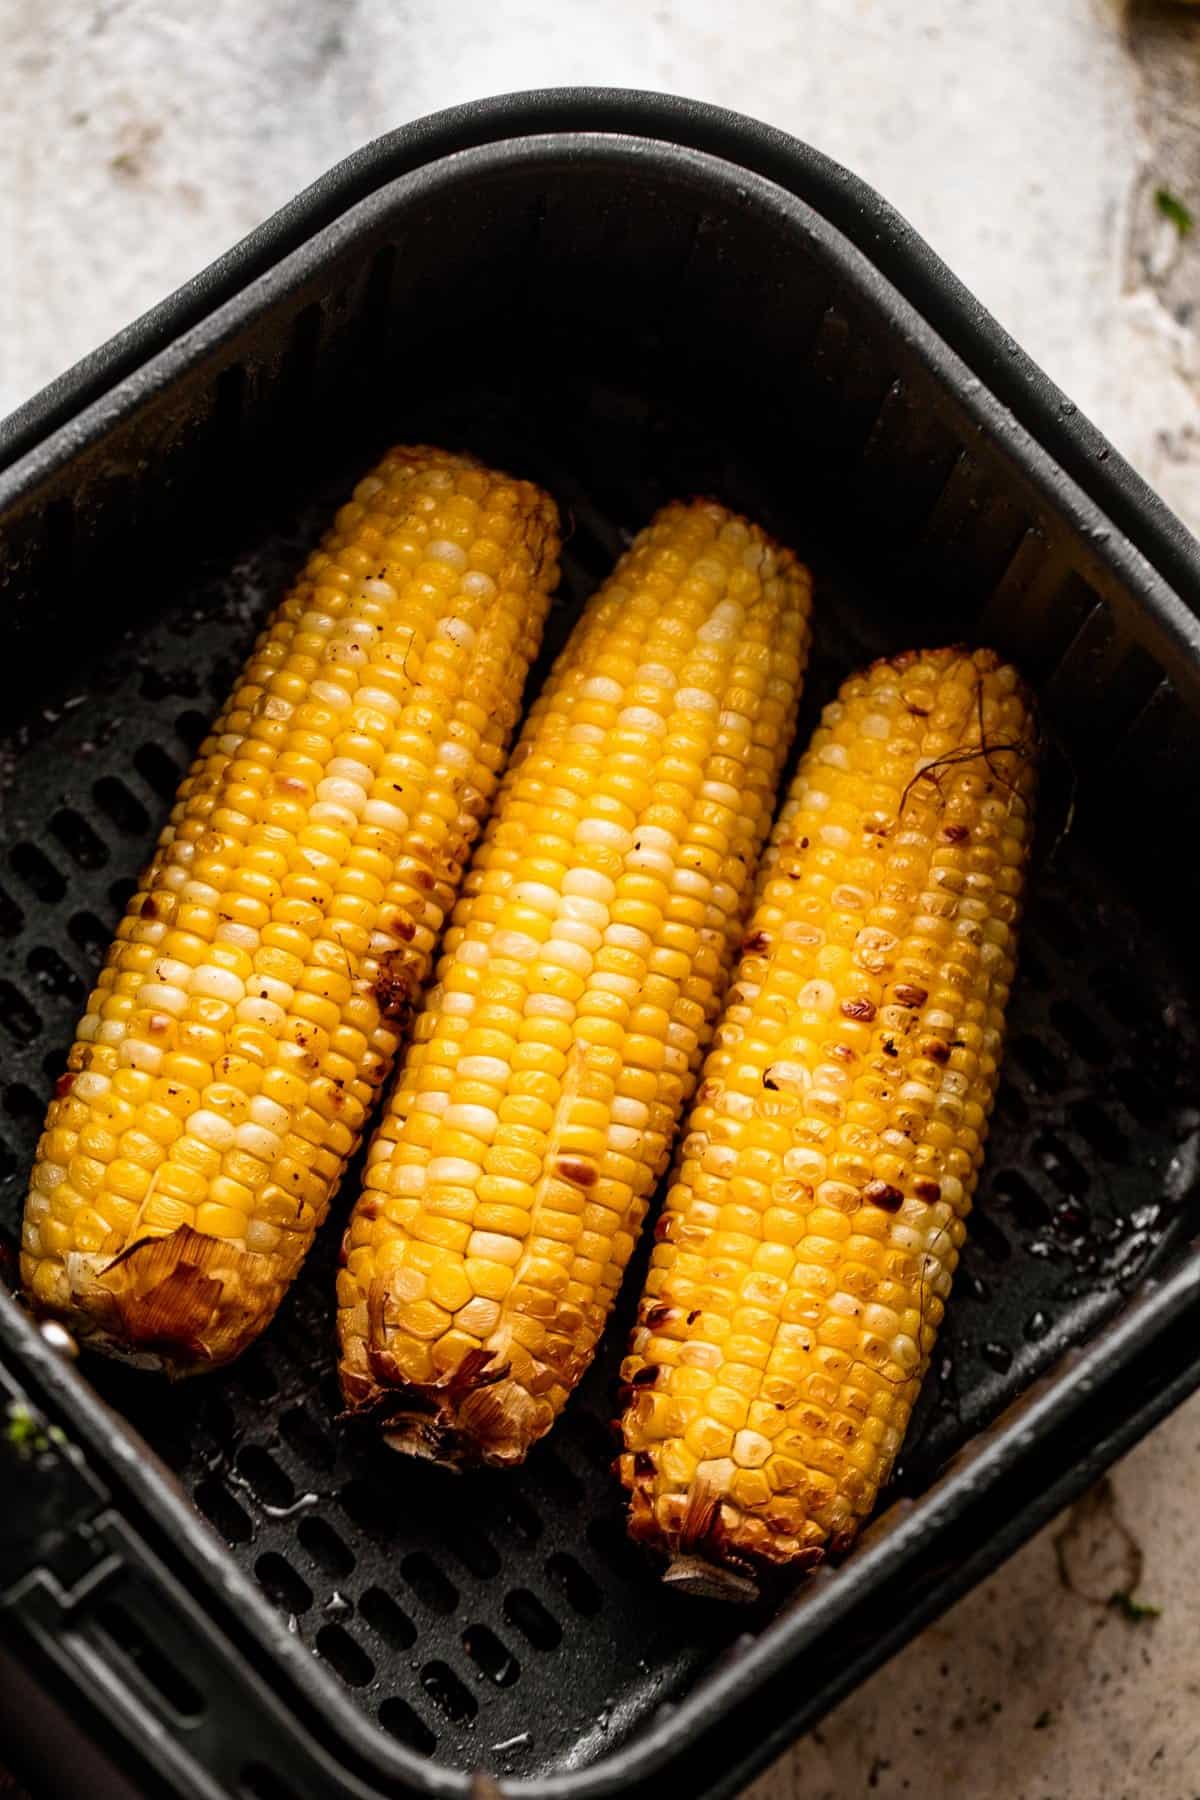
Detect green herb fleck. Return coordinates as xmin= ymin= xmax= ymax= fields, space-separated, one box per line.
xmin=5 ymin=1399 xmax=53 ymax=1456
xmin=1108 ymin=1589 xmax=1161 ymax=1623
xmin=1155 ymin=188 xmax=1193 ymax=237
xmin=1034 ymin=1710 xmax=1054 ymax=1731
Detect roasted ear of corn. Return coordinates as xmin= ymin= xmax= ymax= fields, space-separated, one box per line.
xmin=21 ymin=446 xmax=560 ymax=1374
xmin=337 ymin=500 xmax=813 ymax=1465
xmin=619 ymin=646 xmax=1036 ymax=1593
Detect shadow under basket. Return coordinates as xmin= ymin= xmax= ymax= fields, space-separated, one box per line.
xmin=2 ymin=89 xmax=1200 ymax=1800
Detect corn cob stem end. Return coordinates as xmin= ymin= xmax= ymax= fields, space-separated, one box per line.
xmin=27 ymin=1224 xmax=278 ymax=1378
xmin=661 ymin=1555 xmax=760 ymax=1604
xmin=344 ymin=1343 xmax=537 ymax=1469
xmin=381 ymin=1423 xmax=466 ymax=1468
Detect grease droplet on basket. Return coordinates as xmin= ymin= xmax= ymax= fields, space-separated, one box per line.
xmin=981 ymin=1341 xmax=1013 ymax=1373
xmin=1053 ymin=1200 xmax=1091 ymax=1239
xmin=325 ymin=1590 xmax=353 ymax=1618
xmin=1164 ymin=1132 xmax=1200 ymax=1203
xmin=259 ymin=1490 xmax=320 ymax=1521
xmin=1024 ymin=1311 xmax=1051 ymax=1342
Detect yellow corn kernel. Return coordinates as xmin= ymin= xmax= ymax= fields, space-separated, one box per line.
xmin=20 ymin=447 xmax=560 ymax=1373
xmin=621 ymin=647 xmax=1036 ymax=1585
xmin=338 ymin=499 xmax=813 ymax=1462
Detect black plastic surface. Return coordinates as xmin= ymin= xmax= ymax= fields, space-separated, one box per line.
xmin=1 ymin=94 xmax=1200 ymax=1800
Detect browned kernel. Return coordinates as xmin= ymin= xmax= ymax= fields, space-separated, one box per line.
xmin=21 ymin=447 xmax=561 ymax=1374
xmin=336 ymin=500 xmax=814 ymax=1468
xmin=620 ymin=646 xmax=1036 ymax=1577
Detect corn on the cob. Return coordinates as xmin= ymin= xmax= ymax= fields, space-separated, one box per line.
xmin=619 ymin=646 xmax=1036 ymax=1592
xmin=337 ymin=500 xmax=813 ymax=1464
xmin=21 ymin=446 xmax=560 ymax=1374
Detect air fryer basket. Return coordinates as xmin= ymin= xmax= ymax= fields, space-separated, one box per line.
xmin=2 ymin=92 xmax=1200 ymax=1800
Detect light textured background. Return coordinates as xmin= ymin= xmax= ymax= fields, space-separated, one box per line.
xmin=3 ymin=2 xmax=1200 ymax=1796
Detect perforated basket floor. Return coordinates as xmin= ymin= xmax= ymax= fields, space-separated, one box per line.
xmin=2 ymin=404 xmax=1199 ymax=1782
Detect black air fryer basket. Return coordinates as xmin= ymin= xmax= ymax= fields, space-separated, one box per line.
xmin=2 ymin=90 xmax=1199 ymax=1800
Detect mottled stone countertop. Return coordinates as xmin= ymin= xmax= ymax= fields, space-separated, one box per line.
xmin=3 ymin=3 xmax=1199 ymax=1796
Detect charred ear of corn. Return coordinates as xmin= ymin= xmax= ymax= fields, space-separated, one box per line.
xmin=20 ymin=446 xmax=560 ymax=1374
xmin=619 ymin=646 xmax=1036 ymax=1593
xmin=336 ymin=500 xmax=814 ymax=1465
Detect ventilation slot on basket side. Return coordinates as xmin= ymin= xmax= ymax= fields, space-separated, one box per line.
xmin=1043 ymin=606 xmax=1163 ymax=758
xmin=851 ymin=380 xmax=963 ymax=533
xmin=914 ymin=454 xmax=1029 ymax=615
xmin=364 ymin=242 xmax=399 ymax=358
xmin=214 ymin=363 xmax=248 ymax=458
xmin=972 ymin=529 xmax=1056 ymax=671
xmin=807 ymin=306 xmax=896 ymax=463
xmin=275 ymin=305 xmax=324 ymax=427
